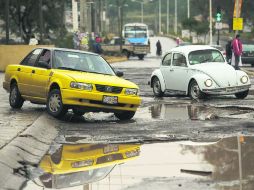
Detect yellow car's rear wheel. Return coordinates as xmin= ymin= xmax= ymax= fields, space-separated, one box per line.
xmin=47 ymin=89 xmax=67 ymax=118
xmin=9 ymin=83 xmax=24 ymax=109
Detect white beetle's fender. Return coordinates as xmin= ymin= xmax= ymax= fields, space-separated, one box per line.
xmin=188 ymin=73 xmax=215 ymax=92
xmin=150 ymin=69 xmax=166 ymax=92
xmin=235 ymin=70 xmax=251 ymax=85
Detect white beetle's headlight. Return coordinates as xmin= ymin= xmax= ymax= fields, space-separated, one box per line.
xmin=125 ymin=88 xmax=138 ymax=95
xmin=70 ymin=82 xmax=93 ymax=91
xmin=240 ymin=76 xmax=248 ymax=84
xmin=204 ymin=79 xmax=213 ymax=87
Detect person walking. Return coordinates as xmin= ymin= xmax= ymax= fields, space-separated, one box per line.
xmin=231 ymin=34 xmax=243 ymax=70
xmin=156 ymin=40 xmax=162 ymax=56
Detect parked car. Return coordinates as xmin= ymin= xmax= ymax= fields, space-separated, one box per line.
xmin=210 ymin=45 xmax=226 ymax=59
xmin=3 ymin=48 xmax=141 ymax=120
xmin=150 ymin=45 xmax=251 ymax=99
xmin=241 ymin=44 xmax=254 ymax=66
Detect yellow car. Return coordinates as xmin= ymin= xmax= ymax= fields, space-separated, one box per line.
xmin=38 ymin=144 xmax=141 ymax=188
xmin=3 ymin=48 xmax=141 ymax=119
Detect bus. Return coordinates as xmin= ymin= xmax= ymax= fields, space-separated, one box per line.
xmin=123 ymin=23 xmax=149 ymax=45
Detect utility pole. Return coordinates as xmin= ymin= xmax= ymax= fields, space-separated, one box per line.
xmin=39 ymin=0 xmax=43 ymax=44
xmin=72 ymin=0 xmax=79 ymax=31
xmin=187 ymin=0 xmax=190 ymax=18
xmin=174 ymin=0 xmax=177 ymax=34
xmin=209 ymin=0 xmax=212 ymax=45
xmin=5 ymin=0 xmax=10 ymax=44
xmin=159 ymin=0 xmax=161 ymax=34
xmin=141 ymin=2 xmax=144 ymax=23
xmin=235 ymin=0 xmax=240 ymax=34
xmin=167 ymin=0 xmax=169 ymax=34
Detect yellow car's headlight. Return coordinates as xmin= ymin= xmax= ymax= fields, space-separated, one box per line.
xmin=240 ymin=76 xmax=248 ymax=84
xmin=125 ymin=88 xmax=138 ymax=95
xmin=70 ymin=82 xmax=93 ymax=91
xmin=204 ymin=79 xmax=213 ymax=87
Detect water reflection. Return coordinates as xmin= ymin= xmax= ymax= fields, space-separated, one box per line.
xmin=23 ymin=137 xmax=254 ymax=190
xmin=150 ymin=104 xmax=218 ymax=120
xmin=30 ymin=144 xmax=140 ymax=189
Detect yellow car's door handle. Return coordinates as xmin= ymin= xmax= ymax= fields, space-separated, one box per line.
xmin=32 ymin=70 xmax=35 ymax=74
xmin=17 ymin=68 xmax=21 ymax=71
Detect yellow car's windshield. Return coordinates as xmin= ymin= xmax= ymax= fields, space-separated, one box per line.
xmin=53 ymin=50 xmax=115 ymax=75
xmin=188 ymin=49 xmax=225 ymax=65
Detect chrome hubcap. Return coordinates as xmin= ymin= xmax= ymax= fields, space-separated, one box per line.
xmin=191 ymin=84 xmax=200 ymax=99
xmin=10 ymin=87 xmax=17 ymax=104
xmin=49 ymin=94 xmax=61 ymax=113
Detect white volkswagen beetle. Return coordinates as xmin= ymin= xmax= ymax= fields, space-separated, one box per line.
xmin=150 ymin=45 xmax=251 ymax=99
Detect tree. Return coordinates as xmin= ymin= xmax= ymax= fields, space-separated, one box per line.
xmin=0 ymin=0 xmax=67 ymax=44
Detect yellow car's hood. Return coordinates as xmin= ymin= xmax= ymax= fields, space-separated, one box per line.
xmin=54 ymin=70 xmax=138 ymax=88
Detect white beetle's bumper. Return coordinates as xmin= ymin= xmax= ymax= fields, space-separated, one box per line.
xmin=202 ymin=84 xmax=251 ymax=95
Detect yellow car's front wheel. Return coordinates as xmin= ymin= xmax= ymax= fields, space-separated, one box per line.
xmin=114 ymin=111 xmax=136 ymax=120
xmin=47 ymin=89 xmax=67 ymax=118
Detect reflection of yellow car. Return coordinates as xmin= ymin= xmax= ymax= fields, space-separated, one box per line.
xmin=3 ymin=48 xmax=141 ymax=120
xmin=38 ymin=144 xmax=140 ymax=189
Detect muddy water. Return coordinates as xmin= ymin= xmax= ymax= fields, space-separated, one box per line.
xmin=23 ymin=136 xmax=254 ymax=190
xmin=136 ymin=103 xmax=253 ymax=121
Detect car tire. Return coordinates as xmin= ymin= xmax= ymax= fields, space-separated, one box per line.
xmin=138 ymin=54 xmax=144 ymax=60
xmin=114 ymin=111 xmax=135 ymax=120
xmin=152 ymin=77 xmax=164 ymax=97
xmin=50 ymin=146 xmax=63 ymax=164
xmin=72 ymin=108 xmax=85 ymax=116
xmin=9 ymin=83 xmax=24 ymax=109
xmin=189 ymin=80 xmax=205 ymax=100
xmin=235 ymin=90 xmax=249 ymax=99
xmin=47 ymin=89 xmax=67 ymax=118
xmin=123 ymin=50 xmax=130 ymax=59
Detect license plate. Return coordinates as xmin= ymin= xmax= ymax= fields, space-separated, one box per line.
xmin=104 ymin=144 xmax=119 ymax=154
xmin=103 ymin=96 xmax=118 ymax=105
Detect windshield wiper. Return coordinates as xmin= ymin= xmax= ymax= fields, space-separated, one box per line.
xmin=87 ymin=71 xmax=113 ymax=76
xmin=57 ymin=67 xmax=85 ymax=72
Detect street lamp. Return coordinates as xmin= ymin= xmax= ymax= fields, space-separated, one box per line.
xmin=131 ymin=0 xmax=144 ymax=23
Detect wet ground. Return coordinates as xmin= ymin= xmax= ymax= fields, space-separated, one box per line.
xmin=17 ymin=136 xmax=254 ymax=190
xmin=2 ymin=37 xmax=254 ymax=189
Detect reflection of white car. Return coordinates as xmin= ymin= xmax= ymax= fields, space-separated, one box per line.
xmin=150 ymin=45 xmax=251 ymax=99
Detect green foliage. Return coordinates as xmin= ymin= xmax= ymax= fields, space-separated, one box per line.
xmin=0 ymin=0 xmax=66 ymax=44
xmin=53 ymin=33 xmax=73 ymax=48
xmin=182 ymin=18 xmax=198 ymax=31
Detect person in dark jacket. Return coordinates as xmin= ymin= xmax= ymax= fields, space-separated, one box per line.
xmin=225 ymin=38 xmax=232 ymax=64
xmin=156 ymin=40 xmax=162 ymax=56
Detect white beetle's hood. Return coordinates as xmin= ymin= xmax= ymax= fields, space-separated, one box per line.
xmin=191 ymin=62 xmax=238 ymax=87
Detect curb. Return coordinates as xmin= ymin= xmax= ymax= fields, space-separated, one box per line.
xmin=103 ymin=56 xmax=128 ymax=64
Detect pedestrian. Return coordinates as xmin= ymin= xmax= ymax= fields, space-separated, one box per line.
xmin=29 ymin=34 xmax=38 ymax=45
xmin=231 ymin=34 xmax=243 ymax=70
xmin=225 ymin=38 xmax=232 ymax=64
xmin=73 ymin=31 xmax=80 ymax=50
xmin=156 ymin=40 xmax=162 ymax=56
xmin=176 ymin=37 xmax=180 ymax=46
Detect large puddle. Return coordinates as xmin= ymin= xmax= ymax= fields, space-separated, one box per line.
xmin=136 ymin=103 xmax=253 ymax=121
xmin=22 ymin=136 xmax=254 ymax=190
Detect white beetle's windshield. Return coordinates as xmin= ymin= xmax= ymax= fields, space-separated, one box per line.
xmin=188 ymin=49 xmax=225 ymax=65
xmin=53 ymin=50 xmax=115 ymax=75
